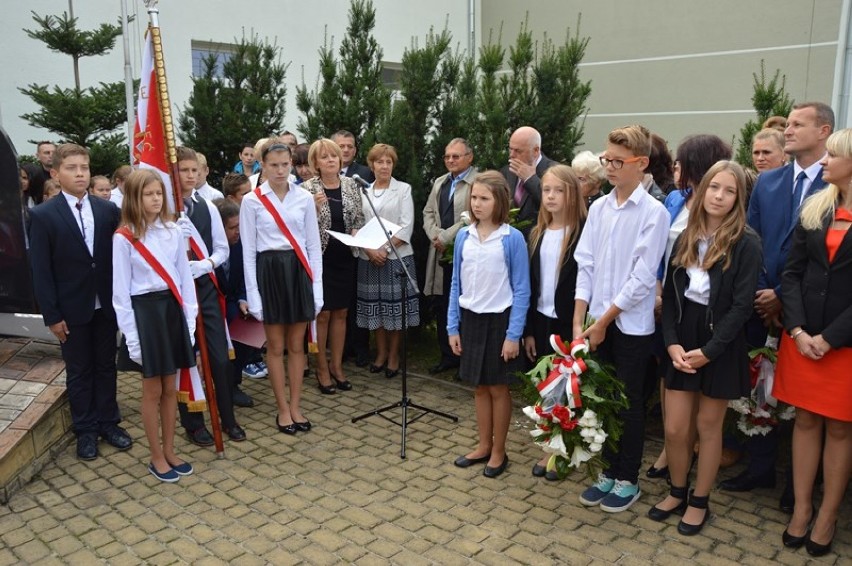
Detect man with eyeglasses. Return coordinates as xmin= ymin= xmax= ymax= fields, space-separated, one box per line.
xmin=423 ymin=138 xmax=478 ymax=374
xmin=502 ymin=126 xmax=555 ymax=232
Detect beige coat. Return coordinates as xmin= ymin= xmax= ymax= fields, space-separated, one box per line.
xmin=422 ymin=167 xmax=478 ymax=296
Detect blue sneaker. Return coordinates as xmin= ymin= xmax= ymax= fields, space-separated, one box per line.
xmin=148 ymin=463 xmax=180 ymax=483
xmin=579 ymin=474 xmax=615 ymax=506
xmin=600 ymin=480 xmax=642 ymax=512
xmin=242 ymin=362 xmax=268 ymax=379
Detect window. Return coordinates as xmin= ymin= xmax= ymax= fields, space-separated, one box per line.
xmin=191 ymin=40 xmax=238 ymax=78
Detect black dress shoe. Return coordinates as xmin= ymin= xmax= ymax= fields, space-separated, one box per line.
xmin=531 ymin=463 xmax=546 ymax=477
xmin=483 ymin=455 xmax=509 ymax=478
xmin=385 ymin=367 xmax=399 ymax=379
xmin=232 ymin=387 xmax=254 ymax=408
xmin=225 ymin=425 xmax=246 ymax=441
xmin=330 ymin=373 xmax=353 ymax=391
xmin=782 ymin=528 xmax=808 ymax=549
xmin=369 ymin=363 xmax=385 ymax=373
xmin=648 ymin=484 xmax=688 ymax=522
xmin=355 ymin=353 xmax=370 ymax=368
xmin=429 ymin=360 xmax=459 ymax=374
xmin=718 ymin=469 xmax=775 ymax=492
xmin=454 ymin=453 xmax=491 ymax=468
xmin=294 ymin=421 xmax=312 ymax=432
xmin=544 ymin=470 xmax=560 ymax=481
xmin=276 ymin=417 xmax=298 ymax=435
xmin=645 ymin=464 xmax=669 ymax=479
xmin=76 ymin=434 xmax=98 ymax=461
xmin=316 ymin=374 xmax=336 ymax=395
xmin=677 ymin=491 xmax=710 ymax=536
xmin=805 ymin=522 xmax=836 ymax=557
xmin=100 ymin=426 xmax=132 ymax=451
xmin=186 ymin=427 xmax=215 ymax=447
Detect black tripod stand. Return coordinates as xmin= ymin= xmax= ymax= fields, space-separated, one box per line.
xmin=349 ymin=178 xmax=458 ymax=458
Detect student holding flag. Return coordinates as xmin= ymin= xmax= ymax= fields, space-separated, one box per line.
xmin=240 ymin=140 xmax=323 ymax=434
xmin=112 ymin=169 xmax=197 ymax=482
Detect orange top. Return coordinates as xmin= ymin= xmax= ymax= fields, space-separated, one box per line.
xmin=826 ymin=208 xmax=852 ymax=264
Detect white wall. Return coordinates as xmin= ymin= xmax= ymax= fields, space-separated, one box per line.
xmin=0 ymin=0 xmax=473 ymax=160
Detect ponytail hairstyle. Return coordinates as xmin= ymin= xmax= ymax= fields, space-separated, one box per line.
xmin=121 ymin=169 xmax=174 ymax=239
xmin=673 ymin=160 xmax=747 ymax=271
xmin=528 ymin=164 xmax=587 ymax=270
xmin=800 ymin=128 xmax=852 ymax=230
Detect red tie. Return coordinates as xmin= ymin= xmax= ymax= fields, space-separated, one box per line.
xmin=514 ymin=178 xmax=525 ymax=206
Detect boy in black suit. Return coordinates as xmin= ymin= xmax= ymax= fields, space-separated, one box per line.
xmin=28 ymin=143 xmax=132 ymax=460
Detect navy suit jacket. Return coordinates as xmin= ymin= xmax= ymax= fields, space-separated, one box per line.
xmin=344 ymin=161 xmax=375 ymax=184
xmin=747 ymin=163 xmax=826 ymax=295
xmin=215 ymin=240 xmax=246 ymax=323
xmin=28 ymin=194 xmax=120 ymax=326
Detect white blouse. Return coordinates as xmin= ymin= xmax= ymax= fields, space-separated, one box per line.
xmin=685 ymin=237 xmax=711 ymax=306
xmin=112 ymin=220 xmax=198 ymax=361
xmin=240 ymin=181 xmax=324 ymax=320
xmin=537 ymin=227 xmax=565 ymax=318
xmin=459 ymin=223 xmax=512 ymax=314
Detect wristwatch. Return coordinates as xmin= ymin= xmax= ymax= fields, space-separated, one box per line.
xmin=384 ymin=244 xmax=392 ymax=254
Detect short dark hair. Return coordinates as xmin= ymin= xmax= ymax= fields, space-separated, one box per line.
xmin=222 ymin=173 xmax=250 ymax=198
xmin=675 ymin=134 xmax=732 ymax=190
xmin=331 ymin=130 xmax=355 ymax=143
xmin=647 ymin=134 xmax=675 ymax=192
xmin=292 ymin=143 xmax=311 ymax=167
xmin=215 ymin=198 xmax=240 ymax=223
xmin=37 ymin=141 xmax=55 ymax=151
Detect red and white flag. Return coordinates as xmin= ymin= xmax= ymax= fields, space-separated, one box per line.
xmin=133 ymin=31 xmax=176 ymax=212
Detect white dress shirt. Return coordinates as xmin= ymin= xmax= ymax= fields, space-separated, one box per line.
xmin=359 ymin=177 xmax=415 ymax=259
xmin=196 ymin=182 xmax=225 ymax=201
xmin=537 ymin=227 xmax=564 ymax=318
xmin=62 ymin=191 xmax=100 ymax=310
xmin=112 ymin=220 xmax=198 ymax=362
xmin=189 ymin=191 xmax=229 ymax=269
xmin=240 ymin=181 xmax=324 ymax=320
xmin=109 ymin=187 xmax=123 ymax=208
xmin=684 ymin=237 xmax=711 ymax=305
xmin=459 ymin=223 xmax=512 ymax=314
xmin=574 ymin=185 xmax=669 ymax=335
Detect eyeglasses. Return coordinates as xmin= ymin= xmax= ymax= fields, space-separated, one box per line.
xmin=599 ymin=155 xmax=643 ymax=169
xmin=444 ymin=152 xmax=471 ymax=161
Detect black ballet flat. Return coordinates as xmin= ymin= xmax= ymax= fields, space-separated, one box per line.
xmin=276 ymin=417 xmax=298 ymax=435
xmin=648 ymin=484 xmax=688 ymax=522
xmin=369 ymin=363 xmax=386 ymax=374
xmin=677 ymin=491 xmax=710 ymax=536
xmin=646 ymin=464 xmax=670 ymax=479
xmin=316 ymin=373 xmax=336 ymax=395
xmin=385 ymin=367 xmax=399 ymax=379
xmin=294 ymin=421 xmax=312 ymax=432
xmin=330 ymin=372 xmax=353 ymax=391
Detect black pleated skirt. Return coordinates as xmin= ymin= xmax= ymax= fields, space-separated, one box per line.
xmin=459 ymin=308 xmax=523 ymax=386
xmin=665 ymin=300 xmax=750 ymax=400
xmin=132 ymin=290 xmax=195 ymax=378
xmin=257 ymin=250 xmax=314 ymax=325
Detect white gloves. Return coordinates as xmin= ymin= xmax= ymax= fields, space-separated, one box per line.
xmin=189 ymin=259 xmax=213 ymax=279
xmin=176 ymin=215 xmax=195 ymax=239
xmin=128 ymin=341 xmax=142 ymax=366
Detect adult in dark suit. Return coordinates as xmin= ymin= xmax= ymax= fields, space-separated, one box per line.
xmin=722 ymin=102 xmax=834 ymax=510
xmin=28 ymin=143 xmax=131 ymax=460
xmin=501 ymin=126 xmax=555 ymax=231
xmin=332 ymin=130 xmax=374 ymax=367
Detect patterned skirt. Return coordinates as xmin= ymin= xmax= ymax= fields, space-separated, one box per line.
xmin=355 ymin=256 xmax=420 ymax=331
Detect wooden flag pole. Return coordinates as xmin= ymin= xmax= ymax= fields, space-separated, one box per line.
xmin=144 ymin=0 xmax=225 ymax=457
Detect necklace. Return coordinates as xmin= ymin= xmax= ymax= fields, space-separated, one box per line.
xmin=372 ymin=185 xmax=388 ymax=198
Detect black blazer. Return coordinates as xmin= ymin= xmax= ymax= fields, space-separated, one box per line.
xmin=28 ymin=194 xmax=120 ymax=326
xmin=344 ymin=161 xmax=375 ymax=184
xmin=524 ymin=224 xmax=582 ymax=337
xmin=782 ymin=213 xmax=852 ymax=348
xmin=501 ymin=153 xmax=556 ymax=227
xmin=662 ymin=228 xmax=762 ymax=360
xmin=215 ymin=240 xmax=246 ymax=323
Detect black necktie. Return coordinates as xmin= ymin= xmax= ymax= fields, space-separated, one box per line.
xmin=791 ymin=171 xmax=806 ymax=225
xmin=75 ymin=201 xmax=86 ymax=241
xmin=184 ymin=197 xmax=194 ymax=217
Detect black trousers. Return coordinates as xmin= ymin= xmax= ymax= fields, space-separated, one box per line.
xmin=179 ymin=277 xmax=237 ymax=430
xmin=434 ymin=263 xmax=459 ymax=365
xmin=597 ymin=325 xmax=652 ymax=484
xmin=61 ymin=309 xmax=121 ymax=436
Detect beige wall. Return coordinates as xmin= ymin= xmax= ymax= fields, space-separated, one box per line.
xmin=481 ymin=0 xmax=844 ymax=156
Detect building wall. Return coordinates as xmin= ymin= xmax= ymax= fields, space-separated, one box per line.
xmin=0 ymin=0 xmax=472 ymax=161
xmin=481 ymin=0 xmax=844 ymax=155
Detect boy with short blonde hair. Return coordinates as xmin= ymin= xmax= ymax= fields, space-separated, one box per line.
xmin=573 ymin=125 xmax=669 ymax=513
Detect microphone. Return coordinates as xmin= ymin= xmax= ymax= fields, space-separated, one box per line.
xmin=351 ymin=174 xmax=370 ymax=188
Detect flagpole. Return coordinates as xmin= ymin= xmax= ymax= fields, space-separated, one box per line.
xmin=144 ymin=0 xmax=225 ymax=458
xmin=120 ymin=0 xmax=134 ymax=165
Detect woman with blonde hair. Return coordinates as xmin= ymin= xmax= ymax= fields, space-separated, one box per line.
xmin=773 ymin=128 xmax=852 ymax=557
xmin=571 ymin=151 xmax=606 ymax=209
xmin=752 ymin=128 xmax=788 ymax=173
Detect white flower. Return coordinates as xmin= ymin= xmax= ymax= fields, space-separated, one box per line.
xmin=588 ymin=442 xmax=603 ymax=453
xmin=543 ymin=434 xmax=568 ymax=458
xmin=580 ymin=428 xmax=595 ymax=439
xmin=569 ymin=445 xmax=592 ymax=468
xmin=522 ymin=406 xmax=541 ymax=422
xmin=593 ymin=433 xmax=606 ymax=444
xmin=578 ymin=410 xmax=599 ymax=428
xmin=530 ymin=428 xmax=547 ymax=438
xmin=460 ymin=211 xmax=471 ymax=225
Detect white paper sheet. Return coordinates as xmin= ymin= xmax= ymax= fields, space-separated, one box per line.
xmin=327 ymin=216 xmax=402 ymax=249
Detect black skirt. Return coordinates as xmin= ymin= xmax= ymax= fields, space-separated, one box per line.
xmin=459 ymin=308 xmax=523 ymax=386
xmin=257 ymin=250 xmax=314 ymax=325
xmin=321 ymin=239 xmax=355 ymax=311
xmin=665 ymin=299 xmax=750 ymax=399
xmin=132 ymin=290 xmax=195 ymax=378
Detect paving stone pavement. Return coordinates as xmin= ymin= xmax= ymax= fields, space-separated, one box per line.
xmin=0 ymin=365 xmax=848 ymax=565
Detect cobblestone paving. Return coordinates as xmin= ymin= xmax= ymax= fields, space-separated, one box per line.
xmin=0 ymin=366 xmax=848 ymax=564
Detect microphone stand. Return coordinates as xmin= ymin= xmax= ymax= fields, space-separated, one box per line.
xmin=350 ymin=179 xmax=458 ymax=459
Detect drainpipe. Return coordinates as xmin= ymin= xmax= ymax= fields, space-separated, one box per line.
xmin=832 ymin=0 xmax=852 ymax=127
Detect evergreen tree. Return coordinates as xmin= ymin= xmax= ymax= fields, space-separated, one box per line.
xmin=296 ymin=0 xmax=389 ymax=155
xmin=474 ymin=32 xmax=510 ymax=171
xmin=19 ymin=11 xmax=130 ymax=174
xmin=178 ymin=33 xmax=288 ymax=181
xmin=735 ymin=62 xmax=793 ymax=168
